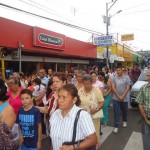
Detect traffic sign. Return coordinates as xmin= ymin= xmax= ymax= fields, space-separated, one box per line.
xmin=94 ymin=35 xmax=113 ymax=46
xmin=121 ymin=34 xmax=134 ymax=41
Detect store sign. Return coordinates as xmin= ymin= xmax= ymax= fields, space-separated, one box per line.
xmin=94 ymin=35 xmax=113 ymax=46
xmin=33 ymin=27 xmax=65 ymax=50
xmin=121 ymin=34 xmax=134 ymax=41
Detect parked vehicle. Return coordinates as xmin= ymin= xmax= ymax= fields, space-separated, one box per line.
xmin=130 ymin=68 xmax=148 ymax=107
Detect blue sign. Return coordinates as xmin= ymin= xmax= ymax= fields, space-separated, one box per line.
xmin=94 ymin=35 xmax=113 ymax=46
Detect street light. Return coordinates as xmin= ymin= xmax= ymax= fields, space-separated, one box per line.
xmin=104 ymin=0 xmax=122 ymax=69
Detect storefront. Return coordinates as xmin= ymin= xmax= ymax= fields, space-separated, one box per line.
xmin=123 ymin=45 xmax=133 ymax=67
xmin=0 ymin=17 xmax=97 ymax=75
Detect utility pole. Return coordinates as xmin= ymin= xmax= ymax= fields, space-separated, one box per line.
xmin=0 ymin=48 xmax=5 ymax=78
xmin=106 ymin=3 xmax=109 ymax=69
xmin=18 ymin=41 xmax=24 ymax=73
xmin=105 ymin=0 xmax=119 ymax=69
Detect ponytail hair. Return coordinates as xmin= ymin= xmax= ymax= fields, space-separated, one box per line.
xmin=58 ymin=84 xmax=81 ymax=106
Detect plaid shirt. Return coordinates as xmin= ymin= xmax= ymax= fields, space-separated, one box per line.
xmin=136 ymin=83 xmax=150 ymax=118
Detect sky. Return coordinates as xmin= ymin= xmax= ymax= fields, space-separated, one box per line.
xmin=0 ymin=0 xmax=150 ymax=51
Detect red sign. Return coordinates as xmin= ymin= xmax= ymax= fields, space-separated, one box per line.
xmin=33 ymin=27 xmax=65 ymax=50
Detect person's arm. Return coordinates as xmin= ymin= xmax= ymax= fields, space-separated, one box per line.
xmin=34 ymin=89 xmax=46 ymax=102
xmin=37 ymin=123 xmax=42 ymax=150
xmin=104 ymin=79 xmax=112 ymax=97
xmin=18 ymin=125 xmax=24 ymax=146
xmin=90 ymin=88 xmax=104 ymax=115
xmin=120 ymin=77 xmax=130 ymax=101
xmin=3 ymin=105 xmax=16 ymax=128
xmin=120 ymin=84 xmax=130 ymax=101
xmin=138 ymin=104 xmax=148 ymax=123
xmin=112 ymin=82 xmax=120 ymax=99
xmin=59 ymin=111 xmax=97 ymax=150
xmin=36 ymin=105 xmax=48 ymax=114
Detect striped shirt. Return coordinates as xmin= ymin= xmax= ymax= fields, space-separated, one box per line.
xmin=50 ymin=105 xmax=95 ymax=150
xmin=136 ymin=83 xmax=150 ymax=117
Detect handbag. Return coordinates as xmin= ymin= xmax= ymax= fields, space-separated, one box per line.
xmin=62 ymin=109 xmax=96 ymax=150
xmin=91 ymin=90 xmax=104 ymax=119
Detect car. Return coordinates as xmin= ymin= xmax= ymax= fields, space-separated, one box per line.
xmin=130 ymin=68 xmax=148 ymax=108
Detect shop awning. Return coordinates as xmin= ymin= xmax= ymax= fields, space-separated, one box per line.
xmin=117 ymin=57 xmax=125 ymax=62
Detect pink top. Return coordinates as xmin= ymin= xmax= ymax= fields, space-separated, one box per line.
xmin=7 ymin=88 xmax=23 ymax=116
xmin=92 ymin=80 xmax=104 ymax=89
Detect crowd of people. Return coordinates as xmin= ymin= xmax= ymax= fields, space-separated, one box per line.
xmin=0 ymin=63 xmax=147 ymax=150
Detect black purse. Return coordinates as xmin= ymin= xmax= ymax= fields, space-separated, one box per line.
xmin=62 ymin=109 xmax=96 ymax=150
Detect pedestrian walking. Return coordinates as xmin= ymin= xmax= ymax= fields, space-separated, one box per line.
xmin=50 ymin=84 xmax=97 ymax=150
xmin=112 ymin=66 xmax=130 ymax=133
xmin=135 ymin=69 xmax=150 ymax=150
xmin=16 ymin=89 xmax=42 ymax=150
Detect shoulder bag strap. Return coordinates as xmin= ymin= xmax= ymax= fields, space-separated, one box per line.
xmin=72 ymin=109 xmax=83 ymax=143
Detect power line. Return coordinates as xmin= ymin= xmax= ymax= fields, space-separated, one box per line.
xmin=0 ymin=3 xmax=103 ymax=35
xmin=123 ymin=2 xmax=150 ymax=11
xmin=17 ymin=0 xmax=103 ymax=35
xmin=121 ymin=9 xmax=150 ymax=16
xmin=111 ymin=24 xmax=150 ymax=33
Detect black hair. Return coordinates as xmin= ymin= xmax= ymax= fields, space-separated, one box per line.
xmin=46 ymin=79 xmax=53 ymax=98
xmin=32 ymin=78 xmax=41 ymax=91
xmin=67 ymin=73 xmax=74 ymax=78
xmin=58 ymin=84 xmax=81 ymax=106
xmin=98 ymin=71 xmax=108 ymax=84
xmin=0 ymin=78 xmax=9 ymax=102
xmin=116 ymin=65 xmax=122 ymax=69
xmin=20 ymin=89 xmax=32 ymax=97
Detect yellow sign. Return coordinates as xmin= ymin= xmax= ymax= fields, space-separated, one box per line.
xmin=121 ymin=34 xmax=134 ymax=41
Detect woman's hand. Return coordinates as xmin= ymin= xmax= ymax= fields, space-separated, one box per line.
xmin=59 ymin=145 xmax=74 ymax=150
xmin=90 ymin=108 xmax=98 ymax=115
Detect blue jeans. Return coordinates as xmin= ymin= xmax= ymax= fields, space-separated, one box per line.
xmin=21 ymin=144 xmax=37 ymax=150
xmin=113 ymin=99 xmax=128 ymax=128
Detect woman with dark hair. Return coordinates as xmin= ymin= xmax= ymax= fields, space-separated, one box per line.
xmin=46 ymin=79 xmax=54 ymax=98
xmin=50 ymin=84 xmax=97 ymax=150
xmin=0 ymin=78 xmax=16 ymax=128
xmin=98 ymin=71 xmax=112 ymax=125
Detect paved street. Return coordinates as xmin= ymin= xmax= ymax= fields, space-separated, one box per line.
xmin=41 ymin=106 xmax=143 ymax=150
xmin=99 ymin=107 xmax=142 ymax=150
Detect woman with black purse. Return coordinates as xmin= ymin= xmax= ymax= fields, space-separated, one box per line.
xmin=50 ymin=84 xmax=97 ymax=150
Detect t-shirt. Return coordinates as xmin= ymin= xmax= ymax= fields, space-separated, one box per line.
xmin=7 ymin=88 xmax=23 ymax=116
xmin=112 ymin=75 xmax=130 ymax=102
xmin=92 ymin=80 xmax=104 ymax=89
xmin=16 ymin=106 xmax=41 ymax=148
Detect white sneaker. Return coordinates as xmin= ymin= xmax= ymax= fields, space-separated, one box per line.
xmin=123 ymin=122 xmax=127 ymax=127
xmin=113 ymin=128 xmax=118 ymax=133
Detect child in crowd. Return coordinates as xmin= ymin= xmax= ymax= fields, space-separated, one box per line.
xmin=16 ymin=89 xmax=42 ymax=150
xmin=30 ymin=78 xmax=47 ymax=105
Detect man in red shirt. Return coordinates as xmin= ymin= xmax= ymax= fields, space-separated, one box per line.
xmin=130 ymin=63 xmax=141 ymax=84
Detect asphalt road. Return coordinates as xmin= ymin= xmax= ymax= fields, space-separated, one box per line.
xmin=99 ymin=107 xmax=142 ymax=150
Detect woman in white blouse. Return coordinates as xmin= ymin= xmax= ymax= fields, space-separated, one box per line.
xmin=50 ymin=84 xmax=97 ymax=150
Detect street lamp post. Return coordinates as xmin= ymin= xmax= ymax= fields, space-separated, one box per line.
xmin=104 ymin=0 xmax=121 ymax=69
